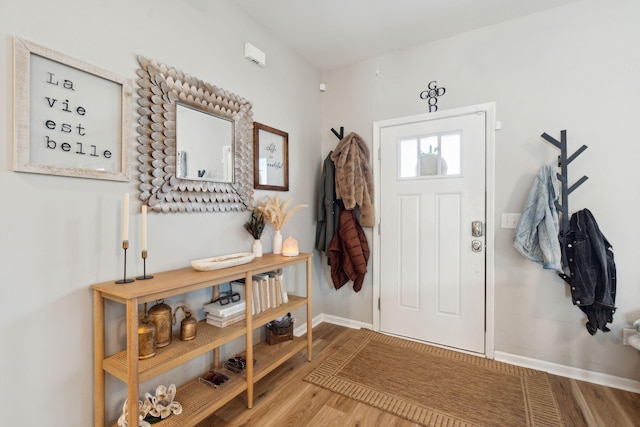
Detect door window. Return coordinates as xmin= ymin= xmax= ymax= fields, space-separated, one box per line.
xmin=398 ymin=131 xmax=461 ymax=178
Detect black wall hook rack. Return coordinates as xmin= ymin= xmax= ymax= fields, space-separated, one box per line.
xmin=331 ymin=126 xmax=344 ymax=140
xmin=540 ymin=130 xmax=588 ymax=268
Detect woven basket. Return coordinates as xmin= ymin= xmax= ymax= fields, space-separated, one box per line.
xmin=266 ymin=324 xmax=293 ymax=345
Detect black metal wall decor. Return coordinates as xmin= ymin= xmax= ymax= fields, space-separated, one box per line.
xmin=419 ymin=81 xmax=446 ymax=112
xmin=541 ymin=130 xmax=588 ymax=269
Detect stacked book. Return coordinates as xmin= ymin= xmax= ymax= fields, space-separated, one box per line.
xmin=204 ymin=273 xmax=290 ymax=327
xmin=251 ymin=272 xmax=289 ymax=315
xmin=204 ymin=296 xmax=246 ymax=328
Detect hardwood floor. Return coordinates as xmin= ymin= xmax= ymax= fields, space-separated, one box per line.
xmin=197 ymin=323 xmax=640 ymax=427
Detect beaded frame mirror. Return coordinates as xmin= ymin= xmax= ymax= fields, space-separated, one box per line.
xmin=136 ymin=56 xmax=254 ymax=212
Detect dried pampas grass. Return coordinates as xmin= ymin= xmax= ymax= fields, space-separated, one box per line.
xmin=257 ymin=195 xmax=307 ymax=231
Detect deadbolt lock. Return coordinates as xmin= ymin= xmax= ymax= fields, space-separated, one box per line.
xmin=472 ymin=221 xmax=483 ymax=237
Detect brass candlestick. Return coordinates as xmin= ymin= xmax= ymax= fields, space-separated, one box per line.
xmin=115 ymin=240 xmax=135 ymax=284
xmin=137 ymin=250 xmax=154 ymax=280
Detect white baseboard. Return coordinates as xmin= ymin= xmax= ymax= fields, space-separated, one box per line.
xmin=495 ymin=351 xmax=640 ymax=393
xmin=293 ymin=313 xmax=372 ymax=337
xmin=315 ymin=313 xmax=373 ymax=330
xmin=295 ymin=313 xmax=640 ymax=394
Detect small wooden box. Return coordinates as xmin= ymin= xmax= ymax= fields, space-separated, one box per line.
xmin=266 ymin=325 xmax=293 ymax=345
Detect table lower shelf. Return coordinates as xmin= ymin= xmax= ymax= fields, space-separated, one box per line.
xmin=109 ymin=336 xmax=309 ymax=427
xmin=103 ymin=295 xmax=307 ymax=383
xmin=246 ymin=337 xmax=309 ymax=383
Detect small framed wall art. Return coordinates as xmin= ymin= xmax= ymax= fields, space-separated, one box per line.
xmin=253 ymin=122 xmax=289 ymax=191
xmin=13 ymin=38 xmax=132 ymax=181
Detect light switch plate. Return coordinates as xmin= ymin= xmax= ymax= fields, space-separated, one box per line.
xmin=501 ymin=213 xmax=521 ymax=229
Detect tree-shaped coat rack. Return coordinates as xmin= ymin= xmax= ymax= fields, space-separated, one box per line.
xmin=541 ymin=130 xmax=588 ymax=269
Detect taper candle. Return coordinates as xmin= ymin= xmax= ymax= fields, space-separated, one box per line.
xmin=141 ymin=205 xmax=147 ymax=251
xmin=122 ymin=193 xmax=129 ymax=241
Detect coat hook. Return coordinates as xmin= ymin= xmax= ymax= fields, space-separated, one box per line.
xmin=540 ymin=129 xmax=588 ymax=270
xmin=331 ymin=126 xmax=344 ymax=140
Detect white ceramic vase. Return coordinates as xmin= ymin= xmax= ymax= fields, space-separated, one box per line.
xmin=273 ymin=230 xmax=283 ymax=254
xmin=252 ymin=239 xmax=263 ymax=257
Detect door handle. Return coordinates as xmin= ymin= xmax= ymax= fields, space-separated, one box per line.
xmin=472 ymin=240 xmax=483 ymax=252
xmin=472 ymin=221 xmax=483 ymax=237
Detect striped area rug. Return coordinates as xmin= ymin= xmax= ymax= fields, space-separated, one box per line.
xmin=304 ymin=328 xmax=563 ymax=426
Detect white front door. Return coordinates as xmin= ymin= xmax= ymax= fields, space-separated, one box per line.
xmin=375 ymin=107 xmax=488 ymax=354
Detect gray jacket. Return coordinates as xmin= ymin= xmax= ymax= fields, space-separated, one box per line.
xmin=513 ymin=164 xmax=563 ymax=272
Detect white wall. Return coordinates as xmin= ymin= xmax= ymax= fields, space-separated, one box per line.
xmin=0 ymin=0 xmax=321 ymax=425
xmin=320 ymin=0 xmax=640 ymax=381
xmin=3 ymin=0 xmax=640 ymax=425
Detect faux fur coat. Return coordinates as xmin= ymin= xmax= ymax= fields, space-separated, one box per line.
xmin=331 ymin=132 xmax=375 ymax=227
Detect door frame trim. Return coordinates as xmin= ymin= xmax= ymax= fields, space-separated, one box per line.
xmin=372 ymin=103 xmax=496 ymax=358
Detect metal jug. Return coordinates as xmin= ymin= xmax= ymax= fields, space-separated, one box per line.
xmin=138 ymin=309 xmax=157 ymax=360
xmin=174 ymin=305 xmax=197 ymax=341
xmin=147 ymin=299 xmax=173 ymax=348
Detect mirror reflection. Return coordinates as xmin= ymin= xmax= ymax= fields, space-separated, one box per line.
xmin=175 ymin=103 xmax=234 ymax=183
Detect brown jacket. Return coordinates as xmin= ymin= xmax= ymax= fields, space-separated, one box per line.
xmin=331 ymin=132 xmax=375 ymax=227
xmin=328 ymin=209 xmax=370 ymax=292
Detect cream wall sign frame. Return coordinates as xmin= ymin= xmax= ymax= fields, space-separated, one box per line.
xmin=14 ymin=38 xmax=132 ymax=181
xmin=136 ymin=56 xmax=254 ymax=213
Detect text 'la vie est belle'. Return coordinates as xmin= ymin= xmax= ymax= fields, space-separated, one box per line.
xmin=42 ymin=72 xmax=112 ymax=159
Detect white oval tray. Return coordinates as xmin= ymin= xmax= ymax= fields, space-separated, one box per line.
xmin=190 ymin=252 xmax=255 ymax=271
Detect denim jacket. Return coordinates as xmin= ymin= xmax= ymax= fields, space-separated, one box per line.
xmin=563 ymin=209 xmax=616 ymax=335
xmin=513 ymin=164 xmax=563 ymax=273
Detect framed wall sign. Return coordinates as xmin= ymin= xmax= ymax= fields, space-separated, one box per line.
xmin=13 ymin=38 xmax=132 ymax=181
xmin=253 ymin=122 xmax=289 ymax=191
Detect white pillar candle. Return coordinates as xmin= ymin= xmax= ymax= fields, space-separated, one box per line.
xmin=122 ymin=193 xmax=129 ymax=242
xmin=141 ymin=205 xmax=147 ymax=251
